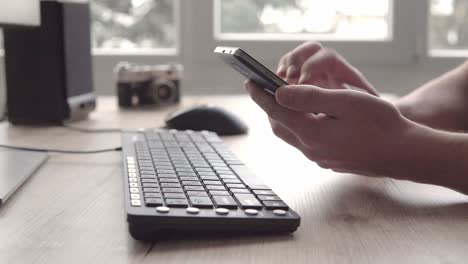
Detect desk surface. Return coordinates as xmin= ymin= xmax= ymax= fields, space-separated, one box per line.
xmin=0 ymin=95 xmax=467 ymax=264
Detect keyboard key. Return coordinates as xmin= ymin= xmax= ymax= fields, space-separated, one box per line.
xmin=142 ymin=183 xmax=159 ymax=188
xmin=165 ymin=199 xmax=189 ymax=208
xmin=184 ymin=186 xmax=205 ymax=191
xmin=144 ymin=193 xmax=162 ymax=198
xmin=164 ymin=193 xmax=187 ymax=199
xmin=154 ymin=165 xmax=173 ymax=170
xmin=230 ymin=188 xmax=251 ymax=194
xmin=233 ymin=193 xmax=262 ymax=209
xmin=189 ymin=196 xmax=214 ymax=208
xmin=159 ymin=178 xmax=179 ymax=183
xmin=141 ymin=178 xmax=158 ymax=183
xmin=192 ymin=163 xmax=210 ymax=167
xmin=222 ymin=179 xmax=242 ymax=184
xmin=200 ymin=176 xmax=218 ymax=180
xmin=178 ymin=172 xmax=197 ymax=176
xmin=218 ymin=174 xmax=237 ymax=179
xmin=203 ymin=180 xmax=223 ymax=186
xmin=130 ymin=188 xmax=139 ymax=193
xmin=253 ymin=190 xmax=276 ymax=196
xmin=157 ymin=173 xmax=177 ymax=178
xmin=263 ymin=201 xmax=289 ymax=210
xmin=143 ymin=188 xmax=160 ymax=193
xmin=186 ymin=191 xmax=209 ymax=197
xmin=160 ymin=183 xmax=181 ymax=188
xmin=218 ymin=172 xmax=236 ymax=176
xmin=213 ymin=196 xmax=238 ymax=209
xmin=226 ymin=183 xmax=245 ymax=189
xmin=162 ymin=187 xmax=184 ymax=193
xmin=182 ymin=181 xmax=202 ymax=186
xmin=131 ymin=200 xmax=142 ymax=206
xmin=195 ymin=168 xmax=213 ymax=172
xmin=258 ymin=195 xmax=282 ymax=201
xmin=212 ymin=164 xmax=228 ymax=169
xmin=179 ymin=176 xmax=198 ymax=181
xmin=209 ymin=190 xmax=230 ymax=196
xmin=206 ymin=185 xmax=226 ymax=191
xmin=154 ymin=162 xmax=172 ymax=166
xmin=140 ymin=171 xmax=154 ymax=175
xmin=198 ymin=172 xmax=216 ymax=177
xmin=158 ymin=169 xmax=176 ymax=174
xmin=141 ymin=174 xmax=156 ymax=179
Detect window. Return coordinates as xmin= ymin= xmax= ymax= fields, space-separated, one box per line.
xmin=216 ymin=0 xmax=391 ymax=41
xmin=0 ymin=0 xmax=178 ymax=54
xmin=429 ymin=0 xmax=468 ymax=56
xmin=0 ymin=1 xmax=465 ymax=95
xmin=91 ymin=0 xmax=178 ymax=54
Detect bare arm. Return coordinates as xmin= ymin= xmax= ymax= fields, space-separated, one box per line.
xmin=396 ymin=62 xmax=468 ymax=131
xmin=407 ymin=122 xmax=468 ymax=194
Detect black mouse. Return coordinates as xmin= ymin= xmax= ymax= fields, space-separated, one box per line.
xmin=165 ymin=105 xmax=248 ymax=135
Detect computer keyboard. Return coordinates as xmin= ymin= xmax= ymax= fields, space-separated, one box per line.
xmin=122 ymin=129 xmax=301 ymax=240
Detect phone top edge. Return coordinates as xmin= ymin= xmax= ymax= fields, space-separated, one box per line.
xmin=214 ymin=46 xmax=239 ymax=54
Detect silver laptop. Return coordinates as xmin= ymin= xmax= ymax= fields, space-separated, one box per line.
xmin=0 ymin=149 xmax=48 ymax=205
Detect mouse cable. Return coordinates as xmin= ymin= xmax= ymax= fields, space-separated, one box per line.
xmin=0 ymin=144 xmax=122 ymax=154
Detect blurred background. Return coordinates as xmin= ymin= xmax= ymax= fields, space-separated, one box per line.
xmin=2 ymin=0 xmax=468 ymax=96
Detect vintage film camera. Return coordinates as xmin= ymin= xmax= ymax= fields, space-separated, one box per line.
xmin=115 ymin=62 xmax=182 ymax=107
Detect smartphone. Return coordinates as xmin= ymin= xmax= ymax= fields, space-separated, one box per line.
xmin=214 ymin=46 xmax=288 ymax=95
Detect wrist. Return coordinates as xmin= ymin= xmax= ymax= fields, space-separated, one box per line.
xmin=397 ymin=121 xmax=468 ymax=193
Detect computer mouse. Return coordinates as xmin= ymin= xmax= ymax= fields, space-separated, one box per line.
xmin=165 ymin=105 xmax=248 ymax=135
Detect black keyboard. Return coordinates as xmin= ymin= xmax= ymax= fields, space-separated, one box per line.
xmin=122 ymin=129 xmax=301 ymax=240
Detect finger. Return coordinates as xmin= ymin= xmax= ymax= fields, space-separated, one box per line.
xmin=245 ymin=80 xmax=319 ymax=134
xmin=298 ymin=48 xmax=378 ymax=96
xmin=268 ymin=118 xmax=306 ymax=150
xmin=282 ymin=42 xmax=323 ymax=83
xmin=276 ymin=85 xmax=366 ymax=116
xmin=277 ymin=53 xmax=289 ymax=78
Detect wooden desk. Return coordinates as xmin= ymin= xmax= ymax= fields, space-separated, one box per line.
xmin=0 ymin=96 xmax=467 ymax=264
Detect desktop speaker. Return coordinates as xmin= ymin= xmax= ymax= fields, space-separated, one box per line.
xmin=3 ymin=0 xmax=96 ymax=125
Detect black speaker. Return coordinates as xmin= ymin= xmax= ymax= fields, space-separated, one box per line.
xmin=3 ymin=0 xmax=96 ymax=125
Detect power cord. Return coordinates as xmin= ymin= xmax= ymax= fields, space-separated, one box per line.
xmin=60 ymin=124 xmax=123 ymax=133
xmin=0 ymin=144 xmax=122 ymax=154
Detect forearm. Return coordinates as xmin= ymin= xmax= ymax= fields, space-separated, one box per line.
xmin=400 ymin=121 xmax=468 ymax=194
xmin=395 ymin=61 xmax=468 ymax=131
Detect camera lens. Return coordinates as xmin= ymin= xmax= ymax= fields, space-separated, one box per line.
xmin=150 ymin=79 xmax=175 ymax=103
xmin=157 ymin=84 xmax=173 ymax=101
